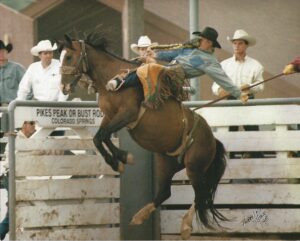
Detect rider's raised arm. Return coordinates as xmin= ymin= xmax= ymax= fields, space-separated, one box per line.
xmin=202 ymin=61 xmax=242 ymax=99
xmin=155 ymin=48 xmax=183 ymax=63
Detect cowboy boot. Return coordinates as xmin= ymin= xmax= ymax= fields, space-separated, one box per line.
xmin=106 ymin=75 xmax=125 ymax=91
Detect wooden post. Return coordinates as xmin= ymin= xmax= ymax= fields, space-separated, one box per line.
xmin=120 ymin=2 xmax=158 ymax=239
xmin=122 ymin=0 xmax=144 ymax=59
xmin=119 ymin=129 xmax=155 ymax=240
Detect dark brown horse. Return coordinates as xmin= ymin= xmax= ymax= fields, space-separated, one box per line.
xmin=60 ymin=34 xmax=227 ymax=239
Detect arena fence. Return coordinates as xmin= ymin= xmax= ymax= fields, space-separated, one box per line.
xmin=7 ymin=101 xmax=120 ymax=240
xmin=4 ymin=98 xmax=300 ymax=240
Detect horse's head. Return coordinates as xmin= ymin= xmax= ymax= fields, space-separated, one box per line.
xmin=60 ymin=35 xmax=89 ymax=95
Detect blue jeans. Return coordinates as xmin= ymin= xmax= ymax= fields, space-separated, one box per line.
xmin=0 ymin=174 xmax=8 ymax=240
xmin=0 ymin=215 xmax=8 ymax=240
xmin=121 ymin=71 xmax=142 ymax=88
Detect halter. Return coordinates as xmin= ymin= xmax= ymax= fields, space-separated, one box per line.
xmin=60 ymin=40 xmax=90 ymax=90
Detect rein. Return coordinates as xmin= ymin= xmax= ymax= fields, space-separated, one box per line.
xmin=192 ymin=73 xmax=285 ymax=112
xmin=60 ymin=40 xmax=90 ymax=89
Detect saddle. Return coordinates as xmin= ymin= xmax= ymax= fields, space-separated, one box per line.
xmin=136 ymin=63 xmax=188 ymax=109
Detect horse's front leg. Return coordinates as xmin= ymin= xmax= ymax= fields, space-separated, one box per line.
xmin=130 ymin=154 xmax=184 ymax=225
xmin=93 ymin=115 xmax=123 ymax=172
xmin=93 ymin=128 xmax=123 ymax=172
xmin=99 ymin=109 xmax=139 ymax=164
xmin=99 ymin=108 xmax=138 ymax=139
xmin=103 ymin=137 xmax=134 ymax=165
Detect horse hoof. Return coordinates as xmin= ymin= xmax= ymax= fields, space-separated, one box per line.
xmin=118 ymin=162 xmax=125 ymax=173
xmin=127 ymin=153 xmax=135 ymax=165
xmin=180 ymin=226 xmax=192 ymax=240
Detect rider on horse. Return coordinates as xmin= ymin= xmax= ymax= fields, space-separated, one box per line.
xmin=106 ymin=27 xmax=249 ymax=106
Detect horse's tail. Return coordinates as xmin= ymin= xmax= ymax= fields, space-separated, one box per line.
xmin=194 ymin=138 xmax=228 ymax=229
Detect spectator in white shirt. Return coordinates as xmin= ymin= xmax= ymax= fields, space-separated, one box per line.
xmin=212 ymin=29 xmax=264 ymax=99
xmin=212 ymin=30 xmax=264 ymax=159
xmin=17 ymin=40 xmax=68 ymax=101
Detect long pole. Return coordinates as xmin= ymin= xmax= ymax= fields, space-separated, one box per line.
xmin=192 ymin=73 xmax=285 ymax=111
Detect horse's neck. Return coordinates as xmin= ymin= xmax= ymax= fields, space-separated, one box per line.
xmin=87 ymin=49 xmax=137 ymax=90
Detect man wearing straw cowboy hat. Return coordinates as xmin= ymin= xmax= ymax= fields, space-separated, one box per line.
xmin=212 ymin=29 xmax=264 ymax=99
xmin=17 ymin=40 xmax=68 ymax=101
xmin=212 ymin=29 xmax=264 ymax=159
xmin=106 ymin=35 xmax=157 ymax=91
xmin=130 ymin=35 xmax=158 ymax=59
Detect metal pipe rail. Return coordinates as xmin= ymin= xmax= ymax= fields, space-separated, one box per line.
xmin=184 ymin=97 xmax=300 ymax=108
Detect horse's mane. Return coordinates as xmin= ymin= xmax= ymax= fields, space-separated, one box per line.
xmin=87 ymin=33 xmax=140 ymax=65
xmin=66 ymin=30 xmax=140 ymax=65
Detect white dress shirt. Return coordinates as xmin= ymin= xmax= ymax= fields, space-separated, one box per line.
xmin=212 ymin=55 xmax=264 ymax=96
xmin=17 ymin=59 xmax=68 ymax=101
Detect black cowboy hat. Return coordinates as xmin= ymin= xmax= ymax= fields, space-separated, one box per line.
xmin=192 ymin=27 xmax=221 ymax=49
xmin=0 ymin=40 xmax=13 ymax=53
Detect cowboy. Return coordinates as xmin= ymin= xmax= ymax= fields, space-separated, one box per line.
xmin=212 ymin=29 xmax=264 ymax=159
xmin=16 ymin=40 xmax=68 ymax=101
xmin=106 ymin=27 xmax=248 ymax=104
xmin=0 ymin=38 xmax=25 ymax=105
xmin=212 ymin=29 xmax=264 ymax=99
xmin=0 ymin=37 xmax=25 ymax=158
xmin=131 ymin=35 xmax=156 ymax=57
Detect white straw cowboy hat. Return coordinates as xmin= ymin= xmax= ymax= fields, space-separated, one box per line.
xmin=227 ymin=29 xmax=256 ymax=46
xmin=130 ymin=36 xmax=158 ymax=54
xmin=31 ymin=40 xmax=57 ymax=56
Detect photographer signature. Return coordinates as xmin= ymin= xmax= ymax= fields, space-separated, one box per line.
xmin=242 ymin=209 xmax=269 ymax=226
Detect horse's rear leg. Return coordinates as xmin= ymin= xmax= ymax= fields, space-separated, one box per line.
xmin=185 ymin=138 xmax=227 ymax=230
xmin=181 ymin=203 xmax=195 ymax=240
xmin=130 ymin=154 xmax=184 ymax=225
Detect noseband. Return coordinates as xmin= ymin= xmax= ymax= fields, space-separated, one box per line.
xmin=60 ymin=40 xmax=89 ymax=90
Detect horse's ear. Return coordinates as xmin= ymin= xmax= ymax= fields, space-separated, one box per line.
xmin=64 ymin=34 xmax=73 ymax=49
xmin=54 ymin=39 xmax=64 ymax=53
